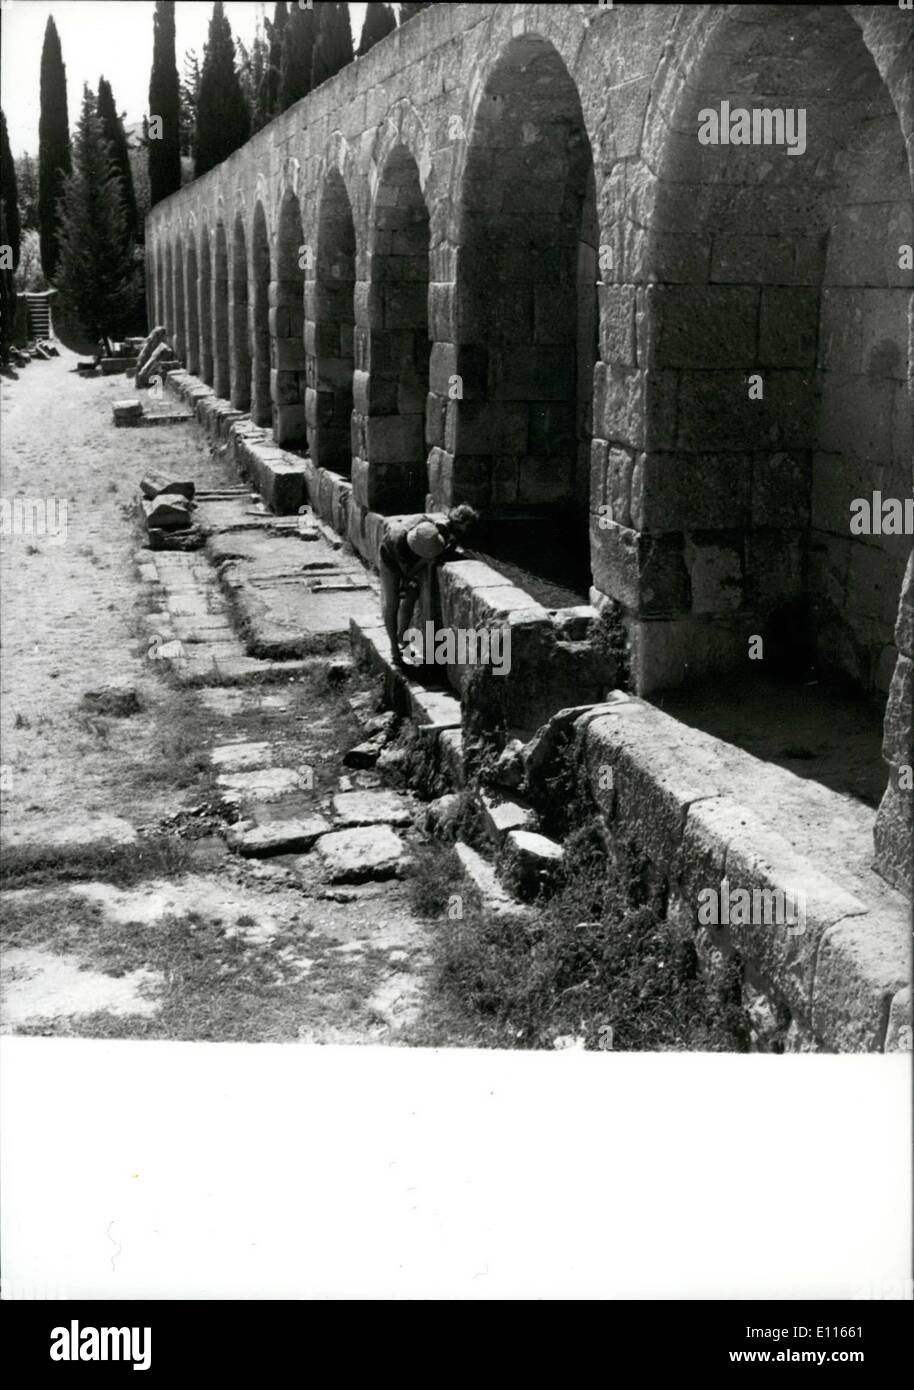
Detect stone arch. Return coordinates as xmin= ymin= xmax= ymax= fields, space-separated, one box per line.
xmin=251 ymin=201 xmax=272 ymax=427
xmin=306 ymin=168 xmax=356 ymax=472
xmin=449 ymin=32 xmax=596 ymax=600
xmin=271 ymin=188 xmax=307 ymax=446
xmin=164 ymin=238 xmax=175 ymax=344
xmin=184 ymin=227 xmax=200 ymax=375
xmin=603 ymin=4 xmax=913 ymax=714
xmin=173 ymin=234 xmax=186 ymax=362
xmin=213 ymin=220 xmax=231 ymax=398
xmin=198 ymin=221 xmax=213 ymax=386
xmin=356 ymin=143 xmax=430 ymax=512
xmin=231 ymin=211 xmax=251 ymax=412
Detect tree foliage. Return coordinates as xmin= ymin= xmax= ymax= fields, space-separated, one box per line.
xmin=278 ymin=3 xmax=316 ymax=113
xmin=311 ymin=2 xmax=353 ymax=89
xmin=56 ymin=86 xmax=137 ymax=347
xmin=96 ymin=77 xmax=139 ymax=244
xmin=357 ymin=3 xmax=396 ymax=57
xmin=38 ymin=16 xmax=71 ymax=280
xmin=148 ymin=0 xmax=182 ymax=205
xmin=194 ymin=2 xmax=251 ymax=177
xmin=262 ymin=2 xmax=289 ymax=122
xmin=15 ymin=154 xmax=39 ymax=232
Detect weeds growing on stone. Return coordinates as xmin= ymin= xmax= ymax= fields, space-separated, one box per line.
xmin=409 ymin=820 xmax=749 ymax=1052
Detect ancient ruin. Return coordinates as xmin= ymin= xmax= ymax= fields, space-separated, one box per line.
xmin=142 ymin=2 xmax=912 ymax=1052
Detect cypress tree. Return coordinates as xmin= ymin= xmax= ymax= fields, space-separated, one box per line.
xmin=311 ymin=3 xmax=353 ymax=89
xmin=38 ymin=16 xmax=71 ymax=281
xmin=399 ymin=3 xmax=432 ymax=20
xmin=278 ymin=3 xmax=316 ymax=112
xmin=1 ymin=110 xmax=22 ymax=274
xmin=56 ymin=86 xmax=136 ymax=349
xmin=1 ymin=108 xmax=21 ymax=362
xmin=357 ymin=3 xmax=396 ymax=57
xmin=148 ymin=0 xmax=181 ymax=205
xmin=263 ymin=2 xmax=289 ymax=121
xmin=195 ymin=2 xmax=251 ymax=177
xmin=96 ymin=77 xmax=139 ymax=243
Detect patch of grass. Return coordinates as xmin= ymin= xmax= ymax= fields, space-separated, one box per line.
xmin=0 ymin=834 xmax=196 ymax=890
xmin=407 ymin=841 xmax=463 ymax=918
xmin=411 ymin=820 xmax=749 ymax=1052
xmin=1 ymin=890 xmax=394 ymax=1043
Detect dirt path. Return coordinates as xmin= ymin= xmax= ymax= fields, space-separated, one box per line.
xmin=0 ymin=350 xmax=433 ymax=1043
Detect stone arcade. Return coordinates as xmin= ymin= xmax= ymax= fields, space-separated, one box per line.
xmin=145 ymin=4 xmax=913 ymax=1048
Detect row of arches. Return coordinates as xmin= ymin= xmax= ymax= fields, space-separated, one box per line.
xmin=147 ymin=7 xmax=912 ymax=728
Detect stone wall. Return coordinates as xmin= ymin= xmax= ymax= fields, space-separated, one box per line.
xmin=146 ymin=3 xmax=913 ymax=897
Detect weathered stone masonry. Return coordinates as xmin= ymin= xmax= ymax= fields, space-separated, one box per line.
xmin=146 ymin=2 xmax=913 ymax=1032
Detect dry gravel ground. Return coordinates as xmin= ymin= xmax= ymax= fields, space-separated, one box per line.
xmin=0 ymin=349 xmax=433 ymax=1043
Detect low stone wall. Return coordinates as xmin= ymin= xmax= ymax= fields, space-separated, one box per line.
xmin=523 ymin=694 xmax=911 ymax=1053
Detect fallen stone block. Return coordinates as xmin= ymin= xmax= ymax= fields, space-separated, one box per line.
xmin=229 ymin=815 xmax=331 ymax=857
xmin=342 ymin=734 xmax=387 ymax=769
xmin=142 ymin=493 xmax=194 ymax=531
xmin=100 ymin=356 xmax=136 ymax=375
xmin=481 ymin=794 xmax=536 ymax=845
xmin=331 ymin=789 xmax=413 ymax=827
xmin=146 ymin=525 xmax=205 ymax=552
xmin=140 ymin=470 xmax=195 ymax=501
xmin=501 ymin=830 xmax=565 ymax=902
xmin=135 ymin=325 xmax=167 ymax=376
xmin=113 ymin=399 xmax=143 ymax=426
xmin=316 ymin=825 xmax=406 ymax=883
xmin=453 ymin=840 xmax=530 ymax=919
xmin=136 ymin=341 xmax=177 ymax=389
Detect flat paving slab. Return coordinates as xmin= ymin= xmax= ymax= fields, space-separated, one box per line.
xmin=315 ymin=825 xmax=407 ymax=883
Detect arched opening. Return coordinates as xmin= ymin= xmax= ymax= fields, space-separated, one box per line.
xmin=272 ymin=190 xmax=307 ymax=446
xmin=453 ymin=34 xmax=596 ymax=606
xmin=307 ymin=169 xmax=356 ymax=475
xmin=360 ymin=146 xmax=428 ymax=510
xmin=251 ymin=202 xmax=272 ymax=427
xmin=627 ymin=5 xmax=912 ymax=813
xmin=164 ymin=240 xmax=175 ymax=344
xmin=173 ymin=235 xmax=186 ymax=362
xmin=213 ymin=221 xmax=230 ymax=398
xmin=184 ymin=236 xmax=199 ymax=375
xmin=198 ymin=224 xmax=213 ymax=386
xmin=154 ymin=245 xmax=164 ymax=328
xmin=231 ymin=213 xmax=251 ymax=411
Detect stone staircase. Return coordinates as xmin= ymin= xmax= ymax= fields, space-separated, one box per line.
xmin=24 ymin=292 xmax=53 ymax=340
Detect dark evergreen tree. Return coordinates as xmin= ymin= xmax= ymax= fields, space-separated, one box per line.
xmin=148 ymin=1 xmax=182 ymax=205
xmin=179 ymin=51 xmax=201 ymax=158
xmin=357 ymin=3 xmax=396 ymax=57
xmin=96 ymin=77 xmax=139 ymax=243
xmin=56 ymin=86 xmax=137 ymax=349
xmin=15 ymin=154 xmax=39 ymax=231
xmin=399 ymin=3 xmax=432 ymax=21
xmin=194 ymin=2 xmax=251 ymax=177
xmin=311 ymin=3 xmax=353 ymax=88
xmin=38 ymin=16 xmax=71 ymax=280
xmin=1 ymin=110 xmax=22 ymax=273
xmin=237 ymin=22 xmax=270 ymax=134
xmin=278 ymin=3 xmax=316 ymax=112
xmin=262 ymin=2 xmax=289 ymax=120
xmin=1 ymin=109 xmax=22 ymax=361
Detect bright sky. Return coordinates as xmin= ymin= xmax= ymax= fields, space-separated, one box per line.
xmin=0 ymin=1 xmax=369 ymax=155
